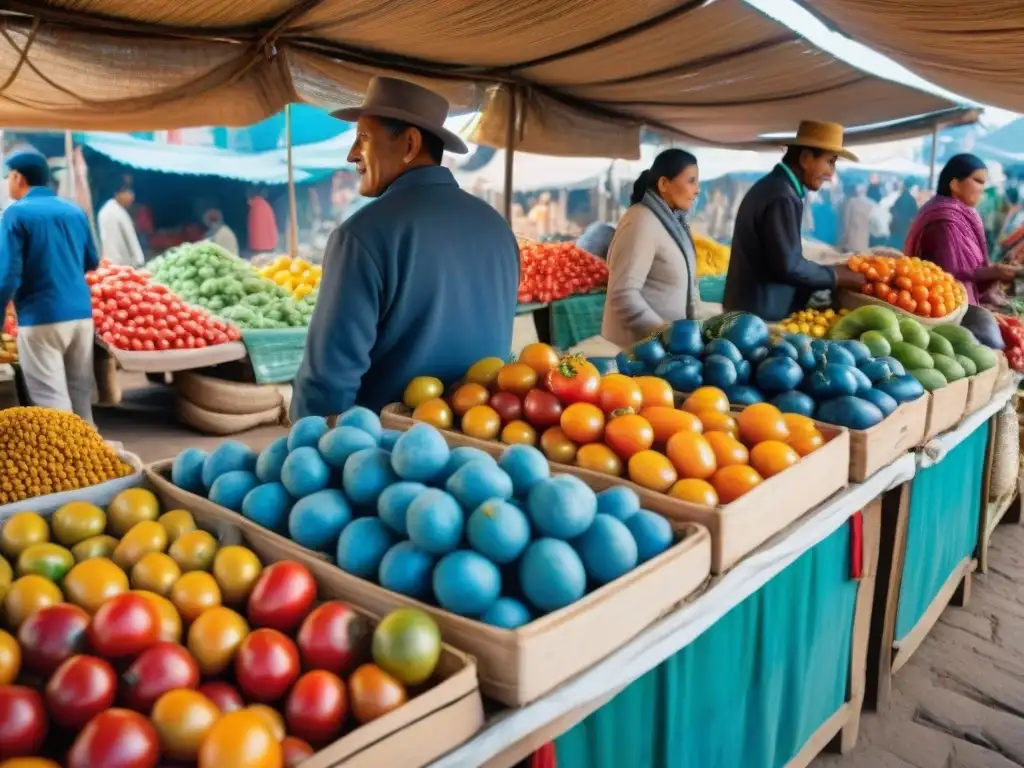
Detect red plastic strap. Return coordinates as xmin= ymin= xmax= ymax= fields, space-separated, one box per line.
xmin=850 ymin=510 xmax=863 ymax=580
xmin=531 ymin=742 xmax=557 ymax=768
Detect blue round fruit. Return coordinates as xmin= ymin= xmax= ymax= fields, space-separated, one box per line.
xmin=702 ymin=355 xmax=738 ymax=389
xmin=519 ymin=539 xmax=587 ymax=613
xmin=498 ymin=444 xmax=550 ymax=498
xmin=481 ymin=597 xmax=533 ymax=629
xmin=378 ymin=542 xmax=435 ymax=600
xmin=336 ymin=517 xmax=395 ymax=579
xmin=756 ymin=356 xmax=803 ymax=395
xmin=439 ymin=447 xmax=496 ymax=483
xmin=849 ymin=366 xmax=874 ymax=395
xmin=596 ymin=486 xmax=640 ymax=522
xmin=390 ymin=424 xmax=451 ymax=483
xmin=526 ymin=475 xmax=596 ymax=540
xmin=446 ymin=460 xmax=513 ymax=511
xmin=661 ymin=319 xmax=704 ymax=357
xmin=172 ymin=448 xmax=207 ymax=494
xmin=280 ymin=446 xmax=331 ymax=498
xmin=202 ymin=441 xmax=258 ymax=490
xmin=632 ymin=337 xmax=667 ymax=368
xmin=208 ymin=470 xmax=259 ymax=512
xmin=318 ymin=426 xmax=377 ymax=470
xmin=704 ymin=338 xmax=743 ymax=365
xmin=241 ymin=482 xmax=293 ymax=533
xmin=380 ymin=429 xmax=403 ymax=451
xmin=660 ymin=355 xmax=703 ymax=392
xmin=343 ymin=448 xmax=398 ymax=507
xmin=724 ymin=385 xmax=763 ymax=405
xmin=336 ymin=406 xmax=383 ymax=442
xmin=574 ymin=514 xmax=638 ymax=585
xmin=433 ymin=551 xmax=502 ymax=617
xmin=734 ymin=359 xmax=752 ymax=385
xmin=255 ymin=437 xmax=289 ymax=483
xmin=768 ymin=341 xmax=798 ymax=361
xmin=467 ymin=500 xmax=531 ymax=565
xmin=406 ymin=489 xmax=465 ymax=555
xmin=288 ymin=489 xmax=352 ymax=551
xmin=771 ymin=390 xmax=816 ymax=417
xmin=722 ymin=314 xmax=770 ymax=356
xmin=377 ymin=481 xmax=427 ymax=536
xmin=625 ymin=510 xmax=674 ymax=563
xmin=287 ymin=415 xmax=330 ymax=451
xmin=860 ymin=387 xmax=898 ymax=417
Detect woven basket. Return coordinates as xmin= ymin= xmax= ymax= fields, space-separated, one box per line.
xmin=836 ymin=288 xmax=968 ymax=328
xmin=990 ymin=402 xmax=1020 ymax=502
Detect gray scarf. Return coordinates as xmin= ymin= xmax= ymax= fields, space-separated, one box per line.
xmin=640 ymin=189 xmax=699 ymax=318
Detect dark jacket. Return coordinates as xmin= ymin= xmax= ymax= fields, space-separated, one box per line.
xmin=292 ymin=166 xmax=519 ymax=419
xmin=723 ymin=166 xmax=835 ymax=321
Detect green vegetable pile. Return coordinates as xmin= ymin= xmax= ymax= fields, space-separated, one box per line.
xmin=149 ymin=242 xmax=313 ymax=329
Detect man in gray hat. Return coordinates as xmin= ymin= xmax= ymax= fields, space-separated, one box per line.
xmin=292 ymin=76 xmax=519 ymax=419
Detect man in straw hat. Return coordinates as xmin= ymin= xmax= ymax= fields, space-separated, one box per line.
xmin=724 ymin=121 xmax=865 ymax=321
xmin=292 ymin=77 xmax=519 ymax=419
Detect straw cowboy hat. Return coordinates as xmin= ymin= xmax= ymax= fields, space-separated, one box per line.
xmin=790 ymin=120 xmax=858 ymax=162
xmin=333 ymin=77 xmax=469 ymax=155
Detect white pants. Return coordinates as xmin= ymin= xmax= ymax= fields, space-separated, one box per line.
xmin=18 ymin=319 xmax=95 ymax=424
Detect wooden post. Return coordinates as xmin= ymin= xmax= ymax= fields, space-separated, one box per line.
xmin=286 ymin=104 xmax=299 ymax=258
xmin=927 ymin=122 xmax=939 ymax=191
xmin=502 ymin=87 xmax=518 ymax=224
xmin=64 ymin=131 xmax=76 ymax=200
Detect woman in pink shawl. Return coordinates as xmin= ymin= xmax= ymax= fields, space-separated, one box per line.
xmin=904 ymin=153 xmax=1020 ymax=305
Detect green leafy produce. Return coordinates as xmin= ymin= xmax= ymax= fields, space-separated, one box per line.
xmin=149 ymin=242 xmax=310 ymax=329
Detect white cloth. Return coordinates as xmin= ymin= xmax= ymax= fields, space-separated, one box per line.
xmin=97 ymin=199 xmax=145 ymax=267
xmin=17 ymin=318 xmax=95 ymax=423
xmin=208 ymin=225 xmax=239 ymax=256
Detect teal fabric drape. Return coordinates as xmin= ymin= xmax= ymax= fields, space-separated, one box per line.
xmin=555 ymin=522 xmax=857 ymax=768
xmin=895 ymin=421 xmax=988 ymax=641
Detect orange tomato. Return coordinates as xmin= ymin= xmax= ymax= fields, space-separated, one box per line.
xmin=133 ymin=590 xmax=183 ymax=644
xmin=0 ymin=629 xmax=20 ymax=685
xmin=788 ymin=430 xmax=825 ymax=457
xmin=187 ymin=605 xmax=249 ymax=676
xmin=737 ymin=403 xmax=789 ymax=446
xmin=151 ymin=689 xmax=221 ymax=762
xmin=874 ymin=283 xmax=890 ymax=300
xmin=886 ymin=292 xmax=899 ymax=306
xmin=749 ymin=441 xmax=800 ymax=478
xmin=198 ymin=710 xmax=282 ymax=768
xmin=897 ymin=296 xmax=917 ymax=313
xmin=171 ymin=571 xmax=222 ymax=624
xmin=635 ymin=376 xmax=674 ymax=409
xmin=864 ymin=267 xmax=879 ymax=282
xmin=500 ymin=420 xmax=537 ymax=446
xmin=932 ymin=302 xmax=947 ymax=318
xmin=597 ymin=374 xmax=644 ymax=415
xmin=682 ymin=386 xmax=730 ymax=415
xmin=560 ymin=403 xmax=605 ymax=444
xmin=450 ymin=383 xmax=490 ymax=417
xmin=517 ymin=343 xmax=560 ymax=378
xmin=412 ymin=398 xmax=453 ymax=429
xmin=861 ymin=283 xmax=875 ymax=296
xmin=668 ymin=478 xmax=719 ymax=506
xmin=893 ymin=276 xmax=912 ymax=291
xmin=465 ymin=357 xmax=505 ymax=389
xmin=711 ymin=465 xmax=764 ymax=504
xmin=246 ymin=704 xmax=286 ymax=741
xmin=130 ymin=552 xmax=181 ymax=598
xmin=847 ymin=256 xmax=863 ymax=272
xmin=641 ymin=406 xmax=702 ymax=443
xmin=461 ymin=405 xmax=502 ymax=440
xmin=3 ymin=576 xmax=62 ymax=629
xmin=665 ymin=432 xmax=717 ymax=480
xmin=575 ymin=444 xmax=623 ymax=476
xmin=496 ymin=363 xmax=538 ymax=397
xmin=63 ymin=556 xmax=129 ymax=614
xmin=704 ymin=432 xmax=749 ymax=468
xmin=696 ymin=410 xmax=739 ymax=438
xmin=627 ymin=450 xmax=678 ymax=492
xmin=782 ymin=413 xmax=816 ymax=437
xmin=917 ymin=299 xmax=932 ymax=317
xmin=911 ymin=285 xmax=929 ymax=302
xmin=539 ymin=427 xmax=577 ymax=464
xmin=604 ymin=414 xmax=655 ymax=459
xmin=893 ymin=260 xmax=909 ymax=277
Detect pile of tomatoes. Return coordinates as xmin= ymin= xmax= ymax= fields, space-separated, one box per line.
xmin=847 ymin=254 xmax=965 ymax=319
xmin=995 ymin=314 xmax=1024 ymax=371
xmin=88 ymin=262 xmax=241 ymax=352
xmin=0 ymin=489 xmax=437 ymax=768
xmin=403 ymin=346 xmax=826 ymax=506
xmin=518 ymin=241 xmax=608 ymax=304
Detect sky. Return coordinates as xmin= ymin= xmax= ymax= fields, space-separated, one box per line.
xmin=745 ymin=0 xmax=1018 ymax=127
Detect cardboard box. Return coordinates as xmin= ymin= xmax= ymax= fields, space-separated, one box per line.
xmin=148 ymin=462 xmax=712 ymax=707
xmin=847 ymin=395 xmax=928 ymax=482
xmin=964 ymin=365 xmax=998 ymax=416
xmin=380 ymin=404 xmax=849 ymax=573
xmin=111 ymin=474 xmax=484 ymax=767
xmin=921 ymin=376 xmax=970 ymax=442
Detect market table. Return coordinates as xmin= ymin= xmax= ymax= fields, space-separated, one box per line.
xmin=429 ymin=456 xmax=915 ymax=768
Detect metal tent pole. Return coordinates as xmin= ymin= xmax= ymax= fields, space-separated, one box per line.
xmin=928 ymin=123 xmax=939 ymax=190
xmin=502 ymin=87 xmax=518 ymax=223
xmin=64 ymin=131 xmax=76 ymax=200
xmin=286 ymin=104 xmax=299 ymax=258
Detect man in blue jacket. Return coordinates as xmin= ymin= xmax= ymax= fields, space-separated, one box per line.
xmin=292 ymin=77 xmax=520 ymax=419
xmin=0 ymin=150 xmax=99 ymax=421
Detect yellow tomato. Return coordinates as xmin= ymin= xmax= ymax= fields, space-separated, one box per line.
xmin=158 ymin=510 xmax=197 ymax=544
xmin=212 ymin=546 xmax=262 ymax=604
xmin=63 ymin=557 xmax=129 ymax=614
xmin=172 ymin=571 xmax=222 ymax=623
xmin=187 ymin=606 xmax=249 ymax=676
xmin=151 ymin=689 xmax=222 ymax=762
xmin=169 ymin=530 xmax=219 ymax=572
xmin=131 ymin=552 xmax=182 ymax=597
xmin=0 ymin=629 xmax=21 ymax=684
xmin=4 ymin=575 xmax=63 ymax=629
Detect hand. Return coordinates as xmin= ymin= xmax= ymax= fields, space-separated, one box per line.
xmin=994 ymin=264 xmax=1021 ymax=282
xmin=833 ymin=264 xmax=867 ymax=291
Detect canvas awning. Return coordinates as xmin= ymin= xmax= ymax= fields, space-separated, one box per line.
xmin=793 ymin=1 xmax=1024 ymax=114
xmin=0 ymin=0 xmax=968 ymax=159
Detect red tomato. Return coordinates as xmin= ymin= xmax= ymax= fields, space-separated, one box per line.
xmin=121 ymin=642 xmax=200 ymax=713
xmin=296 ymin=601 xmax=370 ymax=676
xmin=0 ymin=685 xmax=47 ymax=757
xmin=67 ymin=709 xmax=160 ymax=768
xmin=522 ymin=388 xmax=563 ymax=428
xmin=545 ymin=356 xmax=601 ymax=404
xmin=488 ymin=391 xmax=522 ymax=424
xmin=18 ymin=603 xmax=90 ymax=676
xmin=247 ymin=561 xmax=317 ymax=634
xmin=348 ymin=663 xmax=408 ymax=724
xmin=235 ymin=628 xmax=301 ymax=703
xmin=88 ymin=593 xmax=160 ymax=658
xmin=46 ymin=655 xmax=118 ymax=729
xmin=198 ymin=681 xmax=245 ymax=713
xmin=284 ymin=670 xmax=348 ymax=744
xmin=282 ymin=735 xmax=315 ymax=767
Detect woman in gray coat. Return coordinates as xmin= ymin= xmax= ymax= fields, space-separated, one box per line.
xmin=601 ymin=149 xmax=701 ymax=348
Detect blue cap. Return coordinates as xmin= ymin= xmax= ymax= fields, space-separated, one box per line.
xmin=4 ymin=150 xmax=50 ymax=185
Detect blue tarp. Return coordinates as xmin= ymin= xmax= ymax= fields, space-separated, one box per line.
xmin=226 ymin=105 xmax=349 ymax=153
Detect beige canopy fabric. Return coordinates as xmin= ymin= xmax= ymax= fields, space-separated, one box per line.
xmin=794 ymin=1 xmax=1024 ymax=113
xmin=0 ymin=0 xmax=964 ymax=158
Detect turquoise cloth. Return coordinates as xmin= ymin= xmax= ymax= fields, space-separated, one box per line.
xmin=241 ymin=328 xmax=307 ymax=384
xmin=555 ymin=522 xmax=857 ymax=768
xmin=549 ymin=293 xmax=606 ymax=350
xmin=895 ymin=421 xmax=988 ymax=641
